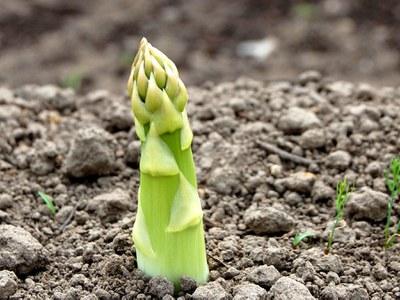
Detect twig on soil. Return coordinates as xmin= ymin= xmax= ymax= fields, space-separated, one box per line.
xmin=58 ymin=203 xmax=78 ymax=233
xmin=207 ymin=253 xmax=232 ymax=269
xmin=255 ymin=141 xmax=316 ymax=166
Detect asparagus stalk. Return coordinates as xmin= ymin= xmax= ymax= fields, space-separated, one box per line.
xmin=127 ymin=38 xmax=208 ymax=285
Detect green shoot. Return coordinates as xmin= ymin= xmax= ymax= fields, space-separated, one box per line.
xmin=127 ymin=38 xmax=208 ymax=286
xmin=325 ymin=178 xmax=350 ymax=254
xmin=293 ymin=230 xmax=316 ymax=247
xmin=384 ymin=157 xmax=400 ymax=248
xmin=292 ymin=3 xmax=316 ymax=20
xmin=37 ymin=191 xmax=57 ymax=216
xmin=61 ymin=73 xmax=84 ymax=91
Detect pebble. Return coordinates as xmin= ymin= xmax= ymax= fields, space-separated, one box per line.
xmin=0 ymin=270 xmax=18 ymax=300
xmin=325 ymin=150 xmax=352 ymax=170
xmin=247 ymin=265 xmax=281 ymax=288
xmin=278 ymin=172 xmax=316 ymax=194
xmin=0 ymin=194 xmax=13 ymax=210
xmin=278 ymin=107 xmax=321 ymax=134
xmin=312 ymin=180 xmax=335 ymax=201
xmin=192 ymin=281 xmax=231 ymax=300
xmin=269 ymin=277 xmax=316 ymax=300
xmin=148 ymin=276 xmax=174 ymax=298
xmin=64 ymin=126 xmax=116 ymax=178
xmin=346 ymin=187 xmax=388 ymax=221
xmin=233 ymin=283 xmax=267 ymax=300
xmin=244 ymin=206 xmax=294 ymax=234
xmin=0 ymin=225 xmax=49 ymax=275
xmin=87 ymin=188 xmax=131 ymax=222
xmin=125 ymin=140 xmax=141 ymax=166
xmin=300 ymin=128 xmax=327 ymax=149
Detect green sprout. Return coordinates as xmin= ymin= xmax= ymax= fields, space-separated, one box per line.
xmin=61 ymin=73 xmax=84 ymax=91
xmin=293 ymin=230 xmax=316 ymax=247
xmin=127 ymin=38 xmax=208 ymax=286
xmin=325 ymin=178 xmax=350 ymax=254
xmin=37 ymin=191 xmax=57 ymax=216
xmin=384 ymin=157 xmax=400 ymax=248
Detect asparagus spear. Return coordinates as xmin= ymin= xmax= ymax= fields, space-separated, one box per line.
xmin=127 ymin=38 xmax=209 ymax=286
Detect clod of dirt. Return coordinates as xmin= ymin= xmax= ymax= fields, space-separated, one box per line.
xmin=64 ymin=126 xmax=116 ymax=178
xmin=278 ymin=171 xmax=316 ymax=194
xmin=148 ymin=276 xmax=174 ymax=298
xmin=244 ymin=206 xmax=294 ymax=235
xmin=0 ymin=270 xmax=18 ymax=300
xmin=247 ymin=265 xmax=281 ymax=288
xmin=346 ymin=187 xmax=388 ymax=221
xmin=180 ymin=276 xmax=197 ymax=293
xmin=0 ymin=194 xmax=13 ymax=210
xmin=192 ymin=281 xmax=231 ymax=300
xmin=322 ymin=220 xmax=356 ymax=243
xmin=86 ymin=188 xmax=131 ymax=223
xmin=232 ymin=283 xmax=266 ymax=300
xmin=125 ymin=140 xmax=141 ymax=166
xmin=269 ymin=277 xmax=316 ymax=300
xmin=325 ymin=150 xmax=352 ymax=170
xmin=300 ymin=128 xmax=327 ymax=149
xmin=0 ymin=225 xmax=49 ymax=276
xmin=312 ymin=180 xmax=335 ymax=201
xmin=278 ymin=107 xmax=321 ymax=134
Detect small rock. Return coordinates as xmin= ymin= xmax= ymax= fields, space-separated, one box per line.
xmin=244 ymin=206 xmax=294 ymax=235
xmin=315 ymin=255 xmax=343 ymax=274
xmin=64 ymin=126 xmax=116 ymax=178
xmin=279 ymin=172 xmax=316 ymax=194
xmin=247 ymin=265 xmax=281 ymax=288
xmin=233 ymin=283 xmax=267 ymax=300
xmin=0 ymin=270 xmax=18 ymax=300
xmin=346 ymin=187 xmax=388 ymax=221
xmin=0 ymin=194 xmax=13 ymax=210
xmin=149 ymin=276 xmax=174 ymax=298
xmin=269 ymin=277 xmax=315 ymax=300
xmin=180 ymin=276 xmax=197 ymax=293
xmin=104 ymin=102 xmax=132 ymax=131
xmin=0 ymin=225 xmax=48 ymax=275
xmin=192 ymin=282 xmax=231 ymax=300
xmin=365 ymin=161 xmax=382 ymax=177
xmin=325 ymin=151 xmax=352 ymax=170
xmin=278 ymin=107 xmax=321 ymax=134
xmin=312 ymin=181 xmax=335 ymax=201
xmin=263 ymin=246 xmax=290 ymax=271
xmin=87 ymin=189 xmax=131 ymax=222
xmin=300 ymin=129 xmax=326 ymax=149
xmin=125 ymin=140 xmax=141 ymax=166
xmin=320 ymin=286 xmax=339 ymax=300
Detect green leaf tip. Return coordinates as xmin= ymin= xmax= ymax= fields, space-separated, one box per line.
xmin=293 ymin=230 xmax=316 ymax=247
xmin=128 ymin=38 xmax=189 ymax=138
xmin=37 ymin=191 xmax=57 ymax=215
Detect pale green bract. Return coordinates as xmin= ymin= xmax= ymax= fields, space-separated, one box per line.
xmin=127 ymin=38 xmax=208 ymax=286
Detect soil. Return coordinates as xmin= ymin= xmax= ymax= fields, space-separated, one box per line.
xmin=0 ymin=0 xmax=400 ymax=94
xmin=0 ymin=73 xmax=399 ymax=299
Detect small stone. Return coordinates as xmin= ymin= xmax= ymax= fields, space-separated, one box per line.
xmin=315 ymin=255 xmax=343 ymax=274
xmin=64 ymin=126 xmax=116 ymax=178
xmin=244 ymin=206 xmax=294 ymax=235
xmin=346 ymin=187 xmax=388 ymax=221
xmin=87 ymin=189 xmax=131 ymax=222
xmin=0 ymin=225 xmax=49 ymax=275
xmin=180 ymin=276 xmax=197 ymax=293
xmin=0 ymin=270 xmax=18 ymax=300
xmin=125 ymin=140 xmax=141 ymax=166
xmin=0 ymin=194 xmax=13 ymax=210
xmin=320 ymin=286 xmax=339 ymax=300
xmin=94 ymin=288 xmax=111 ymax=300
xmin=373 ymin=263 xmax=388 ymax=280
xmin=247 ymin=265 xmax=281 ymax=288
xmin=279 ymin=172 xmax=316 ymax=194
xmin=149 ymin=276 xmax=174 ymax=298
xmin=263 ymin=246 xmax=290 ymax=270
xmin=365 ymin=161 xmax=382 ymax=177
xmin=325 ymin=151 xmax=352 ymax=170
xmin=270 ymin=277 xmax=315 ymax=300
xmin=312 ymin=181 xmax=335 ymax=201
xmin=278 ymin=107 xmax=321 ymax=134
xmin=192 ymin=282 xmax=231 ymax=300
xmin=300 ymin=129 xmax=326 ymax=149
xmin=233 ymin=283 xmax=267 ymax=300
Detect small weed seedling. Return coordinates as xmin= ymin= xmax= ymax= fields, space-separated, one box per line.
xmin=384 ymin=157 xmax=400 ymax=248
xmin=325 ymin=178 xmax=350 ymax=254
xmin=37 ymin=191 xmax=57 ymax=216
xmin=293 ymin=230 xmax=316 ymax=247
